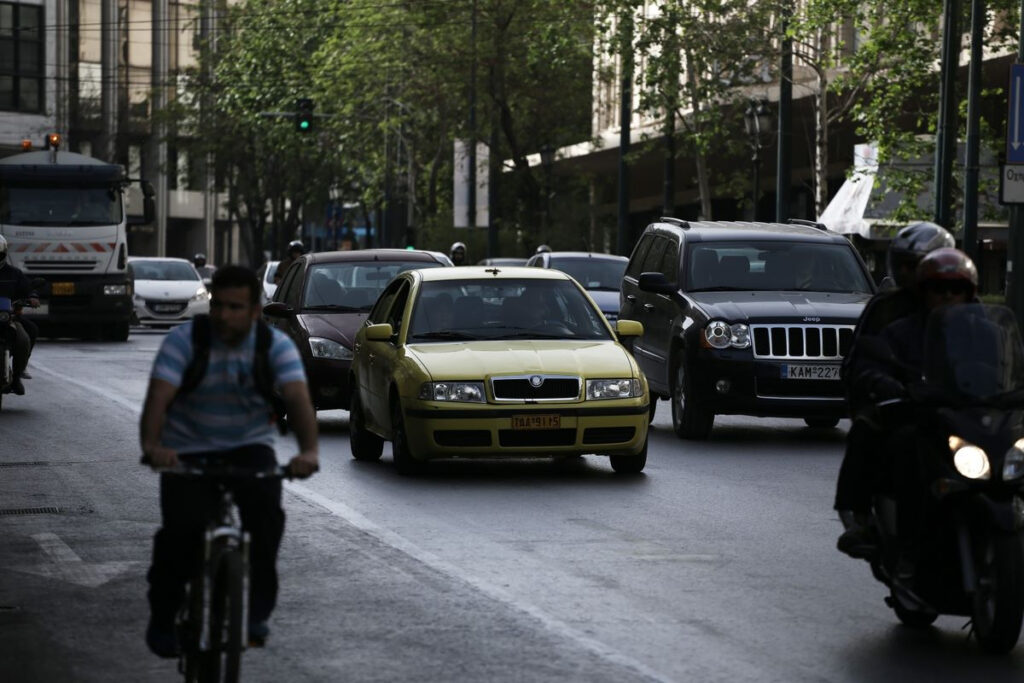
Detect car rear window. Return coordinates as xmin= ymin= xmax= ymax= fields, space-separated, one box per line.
xmin=548 ymin=257 xmax=627 ymax=291
xmin=303 ymin=260 xmax=444 ymax=310
xmin=684 ymin=241 xmax=871 ymax=293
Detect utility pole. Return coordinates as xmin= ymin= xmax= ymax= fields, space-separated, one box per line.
xmin=1007 ymin=0 xmax=1024 ymax=325
xmin=962 ymin=0 xmax=985 ymax=262
xmin=468 ymin=0 xmax=478 ymax=234
xmin=776 ymin=2 xmax=792 ymax=223
xmin=616 ymin=9 xmax=634 ymax=256
xmin=151 ymin=0 xmax=169 ymax=256
xmin=935 ymin=0 xmax=961 ymax=229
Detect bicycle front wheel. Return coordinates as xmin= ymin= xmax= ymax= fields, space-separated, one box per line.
xmin=201 ymin=549 xmax=244 ymax=683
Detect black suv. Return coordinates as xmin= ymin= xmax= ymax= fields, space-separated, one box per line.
xmin=620 ymin=219 xmax=875 ymax=438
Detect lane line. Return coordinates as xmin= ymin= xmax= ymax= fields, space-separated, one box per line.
xmin=32 ymin=356 xmax=672 ymax=682
xmin=285 ymin=481 xmax=673 ymax=683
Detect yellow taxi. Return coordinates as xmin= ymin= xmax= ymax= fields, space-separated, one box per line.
xmin=348 ymin=266 xmax=650 ymax=474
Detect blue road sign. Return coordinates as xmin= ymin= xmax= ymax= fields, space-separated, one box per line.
xmin=1008 ymin=64 xmax=1024 ymax=164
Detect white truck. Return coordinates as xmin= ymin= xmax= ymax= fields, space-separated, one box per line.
xmin=0 ymin=138 xmax=153 ymax=341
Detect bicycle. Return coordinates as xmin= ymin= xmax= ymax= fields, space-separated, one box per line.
xmin=142 ymin=456 xmax=292 ymax=683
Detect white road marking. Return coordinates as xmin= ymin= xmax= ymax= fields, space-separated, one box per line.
xmin=29 ymin=362 xmax=142 ymax=414
xmin=3 ymin=533 xmax=138 ymax=588
xmin=285 ymin=481 xmax=674 ymax=683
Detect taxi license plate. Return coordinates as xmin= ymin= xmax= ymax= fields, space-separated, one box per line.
xmin=51 ymin=282 xmax=75 ymax=296
xmin=781 ymin=364 xmax=840 ymax=380
xmin=511 ymin=414 xmax=561 ymax=430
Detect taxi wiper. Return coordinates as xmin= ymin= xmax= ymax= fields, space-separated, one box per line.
xmin=687 ymin=286 xmax=745 ymax=292
xmin=410 ymin=331 xmax=477 ymax=341
xmin=493 ymin=331 xmax=574 ymax=340
xmin=303 ymin=304 xmax=362 ymax=312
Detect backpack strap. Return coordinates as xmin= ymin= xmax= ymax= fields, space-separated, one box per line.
xmin=177 ymin=314 xmax=211 ymax=397
xmin=253 ymin=320 xmax=290 ymax=435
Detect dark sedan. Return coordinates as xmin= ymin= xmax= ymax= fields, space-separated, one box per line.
xmin=525 ymin=251 xmax=629 ymax=322
xmin=262 ymin=249 xmax=449 ymax=410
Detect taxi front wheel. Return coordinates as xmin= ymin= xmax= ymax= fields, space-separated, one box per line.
xmin=610 ymin=437 xmax=647 ymax=474
xmin=391 ymin=399 xmax=423 ymax=476
xmin=350 ymin=391 xmax=383 ymax=461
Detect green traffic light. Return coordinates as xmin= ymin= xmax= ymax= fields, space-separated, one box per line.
xmin=299 ymin=120 xmax=310 ymax=130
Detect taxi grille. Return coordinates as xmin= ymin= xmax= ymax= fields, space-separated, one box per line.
xmin=434 ymin=430 xmax=492 ymax=447
xmin=751 ymin=325 xmax=854 ymax=360
xmin=491 ymin=376 xmax=580 ymax=401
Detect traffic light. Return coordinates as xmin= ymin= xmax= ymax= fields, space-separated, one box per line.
xmin=295 ymin=98 xmax=314 ymax=133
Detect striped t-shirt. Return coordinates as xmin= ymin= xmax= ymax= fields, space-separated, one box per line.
xmin=151 ymin=321 xmax=306 ymax=454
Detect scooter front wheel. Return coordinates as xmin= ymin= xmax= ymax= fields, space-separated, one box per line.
xmin=972 ymin=530 xmax=1024 ymax=654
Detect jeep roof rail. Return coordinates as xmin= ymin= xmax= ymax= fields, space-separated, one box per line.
xmin=788 ymin=218 xmax=828 ymax=231
xmin=658 ymin=216 xmax=690 ymax=229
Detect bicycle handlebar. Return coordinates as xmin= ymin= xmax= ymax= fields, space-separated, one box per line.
xmin=140 ymin=454 xmax=296 ymax=480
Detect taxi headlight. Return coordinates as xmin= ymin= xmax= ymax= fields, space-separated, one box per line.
xmin=104 ymin=284 xmax=127 ymax=296
xmin=703 ymin=320 xmax=750 ymax=349
xmin=949 ymin=436 xmax=991 ymax=480
xmin=419 ymin=381 xmax=486 ymax=403
xmin=586 ymin=378 xmax=642 ymax=400
xmin=308 ymin=337 xmax=353 ymax=360
xmin=1004 ymin=439 xmax=1024 ymax=481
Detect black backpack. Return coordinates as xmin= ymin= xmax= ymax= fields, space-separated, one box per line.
xmin=177 ymin=315 xmax=289 ymax=434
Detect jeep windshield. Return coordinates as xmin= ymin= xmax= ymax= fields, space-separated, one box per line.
xmin=685 ymin=242 xmax=872 ymax=294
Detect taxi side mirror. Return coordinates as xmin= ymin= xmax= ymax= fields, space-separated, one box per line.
xmin=365 ymin=323 xmax=394 ymax=341
xmin=615 ymin=319 xmax=643 ymax=337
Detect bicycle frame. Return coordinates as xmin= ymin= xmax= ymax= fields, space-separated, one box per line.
xmin=195 ymin=485 xmax=250 ymax=655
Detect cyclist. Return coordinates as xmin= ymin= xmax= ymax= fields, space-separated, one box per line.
xmin=141 ymin=264 xmax=319 ymax=658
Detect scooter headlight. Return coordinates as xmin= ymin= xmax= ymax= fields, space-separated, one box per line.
xmin=949 ymin=436 xmax=991 ymax=480
xmin=1003 ymin=439 xmax=1024 ymax=481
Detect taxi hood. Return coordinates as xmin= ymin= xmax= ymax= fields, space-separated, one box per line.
xmin=407 ymin=340 xmax=636 ymax=380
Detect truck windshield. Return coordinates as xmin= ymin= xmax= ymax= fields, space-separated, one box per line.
xmin=1 ymin=184 xmax=122 ymax=226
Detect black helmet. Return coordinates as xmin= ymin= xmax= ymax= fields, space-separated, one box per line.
xmin=287 ymin=240 xmax=305 ymax=256
xmin=887 ymin=222 xmax=954 ymax=288
xmin=193 ymin=252 xmax=207 ymax=267
xmin=535 ymin=244 xmax=552 ymax=254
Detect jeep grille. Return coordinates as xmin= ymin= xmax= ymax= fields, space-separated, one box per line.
xmin=751 ymin=325 xmax=854 ymax=360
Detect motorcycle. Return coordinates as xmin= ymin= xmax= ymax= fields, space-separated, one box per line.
xmin=0 ymin=296 xmax=16 ymax=410
xmin=860 ymin=303 xmax=1024 ymax=653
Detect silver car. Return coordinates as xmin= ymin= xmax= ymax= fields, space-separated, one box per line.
xmin=128 ymin=257 xmax=211 ymax=326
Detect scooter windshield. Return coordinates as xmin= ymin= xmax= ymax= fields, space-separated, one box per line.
xmin=923 ymin=303 xmax=1024 ymax=401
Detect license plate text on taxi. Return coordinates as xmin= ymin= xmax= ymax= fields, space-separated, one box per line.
xmin=781 ymin=364 xmax=840 ymax=380
xmin=511 ymin=414 xmax=561 ymax=430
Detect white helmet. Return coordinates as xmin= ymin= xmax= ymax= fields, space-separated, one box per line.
xmin=0 ymin=235 xmax=7 ymax=265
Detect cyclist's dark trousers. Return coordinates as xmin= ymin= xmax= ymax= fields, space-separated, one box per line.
xmin=147 ymin=445 xmax=284 ymax=628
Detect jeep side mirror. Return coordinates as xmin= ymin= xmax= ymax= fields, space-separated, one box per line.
xmin=638 ymin=271 xmax=676 ymax=295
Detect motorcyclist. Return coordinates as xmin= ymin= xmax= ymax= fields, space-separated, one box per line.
xmin=273 ymin=240 xmax=305 ymax=285
xmin=192 ymin=253 xmax=216 ymax=284
xmin=849 ymin=248 xmax=978 ymax=575
xmin=835 ymin=221 xmax=954 ymax=557
xmin=535 ymin=244 xmax=552 ymax=254
xmin=0 ymin=235 xmax=39 ymax=395
xmin=449 ymin=241 xmax=467 ymax=266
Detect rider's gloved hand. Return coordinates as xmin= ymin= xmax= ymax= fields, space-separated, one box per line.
xmin=868 ymin=374 xmax=906 ymax=401
xmin=287 ymin=450 xmax=319 ymax=479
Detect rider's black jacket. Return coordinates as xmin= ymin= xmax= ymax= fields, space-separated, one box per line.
xmin=842 ymin=288 xmax=920 ymax=413
xmin=0 ymin=262 xmax=36 ymax=302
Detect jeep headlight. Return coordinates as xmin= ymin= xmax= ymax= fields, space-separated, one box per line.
xmin=419 ymin=381 xmax=486 ymax=403
xmin=190 ymin=287 xmax=211 ymax=302
xmin=586 ymin=378 xmax=642 ymax=400
xmin=1004 ymin=439 xmax=1024 ymax=480
xmin=308 ymin=337 xmax=353 ymax=361
xmin=703 ymin=320 xmax=750 ymax=350
xmin=104 ymin=284 xmax=127 ymax=296
xmin=949 ymin=436 xmax=991 ymax=480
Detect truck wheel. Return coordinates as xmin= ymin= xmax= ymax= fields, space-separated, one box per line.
xmin=670 ymin=355 xmax=713 ymax=439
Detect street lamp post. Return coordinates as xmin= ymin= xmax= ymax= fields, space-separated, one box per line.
xmin=540 ymin=144 xmax=555 ymax=243
xmin=744 ymin=99 xmax=772 ymax=222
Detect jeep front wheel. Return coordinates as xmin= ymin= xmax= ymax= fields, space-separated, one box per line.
xmin=671 ymin=356 xmax=713 ymax=439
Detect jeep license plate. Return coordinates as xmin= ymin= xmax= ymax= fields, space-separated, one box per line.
xmin=782 ymin=364 xmax=840 ymax=380
xmin=511 ymin=414 xmax=561 ymax=430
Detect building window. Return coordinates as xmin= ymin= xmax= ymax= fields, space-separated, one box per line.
xmin=0 ymin=2 xmax=44 ymax=113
